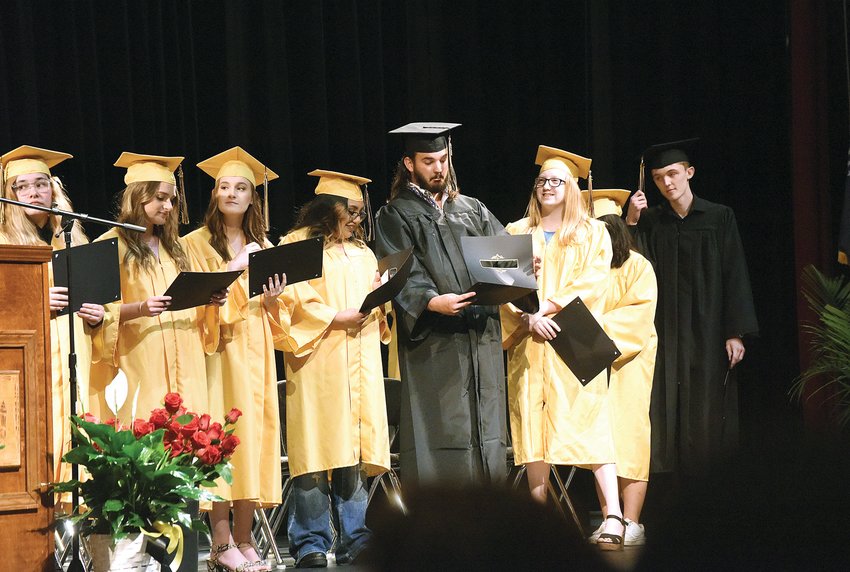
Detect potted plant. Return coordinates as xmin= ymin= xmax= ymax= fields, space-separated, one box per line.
xmin=791 ymin=264 xmax=850 ymax=428
xmin=54 ymin=392 xmax=242 ymax=571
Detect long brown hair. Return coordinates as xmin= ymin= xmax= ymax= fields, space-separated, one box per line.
xmin=598 ymin=214 xmax=635 ymax=269
xmin=287 ymin=195 xmax=364 ymax=245
xmin=116 ymin=181 xmax=189 ymax=271
xmin=523 ymin=175 xmax=591 ymax=246
xmin=0 ymin=176 xmax=87 ymax=247
xmin=202 ymin=181 xmax=267 ymax=262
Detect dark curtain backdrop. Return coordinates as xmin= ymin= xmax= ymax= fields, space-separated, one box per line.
xmin=2 ymin=0 xmax=847 ymax=440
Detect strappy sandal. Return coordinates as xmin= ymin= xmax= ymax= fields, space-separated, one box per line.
xmin=237 ymin=541 xmax=271 ymax=571
xmin=596 ymin=514 xmax=626 ymax=552
xmin=207 ymin=542 xmax=257 ymax=572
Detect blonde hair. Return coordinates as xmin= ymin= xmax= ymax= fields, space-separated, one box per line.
xmin=523 ymin=175 xmax=592 ymax=245
xmin=0 ymin=176 xmax=88 ymax=247
xmin=115 ymin=181 xmax=189 ymax=272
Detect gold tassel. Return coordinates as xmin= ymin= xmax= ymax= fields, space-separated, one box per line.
xmin=0 ymin=163 xmax=5 ymax=224
xmin=177 ymin=165 xmax=189 ymax=225
xmin=638 ymin=157 xmax=645 ymax=194
xmin=263 ymin=168 xmax=270 ymax=230
xmin=587 ymin=170 xmax=595 ymax=218
xmin=363 ymin=183 xmax=374 ymax=242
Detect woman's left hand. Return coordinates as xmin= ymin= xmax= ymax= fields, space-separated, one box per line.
xmin=77 ymin=303 xmax=105 ymax=327
xmin=209 ymin=288 xmax=229 ymax=306
xmin=372 ymin=271 xmax=382 ymax=291
xmin=262 ymin=273 xmax=287 ymax=311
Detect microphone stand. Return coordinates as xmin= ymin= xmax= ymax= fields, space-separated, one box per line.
xmin=0 ymin=196 xmax=144 ymax=572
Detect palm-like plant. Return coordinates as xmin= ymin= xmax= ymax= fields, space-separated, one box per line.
xmin=791 ymin=265 xmax=850 ymax=427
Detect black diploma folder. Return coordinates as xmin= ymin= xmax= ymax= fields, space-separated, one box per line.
xmin=547 ymin=296 xmax=621 ymax=385
xmin=460 ymin=234 xmax=538 ymax=306
xmin=248 ymin=237 xmax=323 ymax=297
xmin=359 ymin=248 xmax=414 ymax=313
xmin=52 ymin=239 xmax=121 ymax=316
xmin=163 ymin=270 xmax=244 ymax=311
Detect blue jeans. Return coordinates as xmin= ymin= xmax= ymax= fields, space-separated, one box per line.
xmin=287 ymin=465 xmax=370 ymax=564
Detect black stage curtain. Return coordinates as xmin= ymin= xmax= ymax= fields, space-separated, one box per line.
xmin=3 ymin=0 xmax=846 ymax=440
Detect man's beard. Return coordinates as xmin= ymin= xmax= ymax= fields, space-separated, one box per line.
xmin=412 ymin=169 xmax=448 ymax=195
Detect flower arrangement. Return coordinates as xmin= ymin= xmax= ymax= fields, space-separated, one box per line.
xmin=54 ymin=392 xmax=242 ymax=543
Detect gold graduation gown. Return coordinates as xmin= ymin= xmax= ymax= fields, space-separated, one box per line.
xmin=183 ymin=227 xmax=284 ymax=505
xmin=0 ymin=234 xmax=92 ymax=489
xmin=88 ymin=229 xmax=217 ymax=424
xmin=501 ymin=218 xmax=614 ymax=466
xmin=602 ymin=251 xmax=658 ymax=481
xmin=276 ymin=228 xmax=390 ymax=479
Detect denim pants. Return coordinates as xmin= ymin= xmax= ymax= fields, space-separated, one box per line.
xmin=287 ymin=464 xmax=370 ymax=564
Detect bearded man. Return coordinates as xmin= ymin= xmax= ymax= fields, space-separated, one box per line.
xmin=375 ymin=122 xmax=507 ymax=487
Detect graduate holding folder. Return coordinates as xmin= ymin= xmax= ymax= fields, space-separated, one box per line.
xmin=0 ymin=145 xmax=105 ymax=502
xmin=89 ymin=153 xmax=225 ymax=425
xmin=276 ymin=169 xmax=390 ymax=569
xmin=182 ymin=147 xmax=285 ymax=572
xmin=501 ymin=146 xmax=626 ymax=550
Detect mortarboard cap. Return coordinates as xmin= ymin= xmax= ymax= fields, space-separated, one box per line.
xmin=1 ymin=145 xmax=72 ymax=181
xmin=309 ymin=169 xmax=371 ymax=202
xmin=642 ymin=138 xmax=699 ymax=170
xmin=535 ymin=145 xmax=591 ymax=180
xmin=581 ymin=189 xmax=631 ymax=218
xmin=114 ymin=152 xmax=188 ymax=223
xmin=196 ymin=146 xmax=279 ymax=187
xmin=114 ymin=152 xmax=184 ymax=186
xmin=389 ymin=122 xmax=461 ymax=154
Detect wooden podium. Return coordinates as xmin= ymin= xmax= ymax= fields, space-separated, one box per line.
xmin=0 ymin=244 xmax=55 ymax=570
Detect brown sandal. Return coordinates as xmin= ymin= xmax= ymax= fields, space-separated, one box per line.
xmin=208 ymin=543 xmax=256 ymax=572
xmin=237 ymin=541 xmax=271 ymax=571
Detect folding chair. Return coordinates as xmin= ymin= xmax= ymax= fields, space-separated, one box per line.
xmin=509 ymin=463 xmax=583 ymax=535
xmin=366 ymin=378 xmax=405 ymax=514
xmin=251 ymin=379 xmax=292 ymax=565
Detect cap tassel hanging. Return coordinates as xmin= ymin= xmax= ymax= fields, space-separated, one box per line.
xmin=263 ymin=168 xmax=270 ymax=230
xmin=587 ymin=170 xmax=595 ymax=218
xmin=446 ymin=135 xmax=459 ymax=198
xmin=177 ymin=165 xmax=189 ymax=225
xmin=363 ymin=183 xmax=374 ymax=242
xmin=638 ymin=157 xmax=645 ymax=194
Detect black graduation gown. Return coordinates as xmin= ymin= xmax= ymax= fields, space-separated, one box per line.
xmin=632 ymin=196 xmax=758 ymax=475
xmin=375 ymin=189 xmax=507 ymax=487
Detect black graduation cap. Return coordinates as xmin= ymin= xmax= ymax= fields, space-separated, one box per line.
xmin=389 ymin=122 xmax=461 ymax=154
xmin=642 ymin=138 xmax=699 ymax=170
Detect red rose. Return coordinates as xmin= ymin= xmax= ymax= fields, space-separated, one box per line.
xmin=104 ymin=418 xmax=122 ymax=430
xmin=224 ymin=408 xmax=243 ymax=424
xmin=163 ymin=392 xmax=183 ymax=414
xmin=220 ymin=435 xmax=240 ymax=455
xmin=207 ymin=422 xmax=223 ymax=442
xmin=132 ymin=419 xmax=154 ymax=438
xmin=149 ymin=408 xmax=170 ymax=429
xmin=198 ymin=413 xmax=211 ymax=432
xmin=82 ymin=412 xmax=100 ymax=424
xmin=190 ymin=430 xmax=211 ymax=449
xmin=198 ymin=445 xmax=222 ymax=466
xmin=179 ymin=415 xmax=200 ymax=437
xmin=169 ymin=440 xmax=185 ymax=458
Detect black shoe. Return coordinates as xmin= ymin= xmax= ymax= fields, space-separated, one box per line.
xmin=296 ymin=552 xmax=328 ymax=568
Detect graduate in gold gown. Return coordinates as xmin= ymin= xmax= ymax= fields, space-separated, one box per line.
xmin=500 ymin=146 xmax=625 ymax=550
xmin=183 ymin=147 xmax=286 ymax=572
xmin=89 ymin=153 xmax=223 ymax=424
xmin=583 ymin=189 xmax=657 ymax=547
xmin=0 ymin=146 xmax=105 ymax=498
xmin=277 ymin=170 xmax=390 ymax=568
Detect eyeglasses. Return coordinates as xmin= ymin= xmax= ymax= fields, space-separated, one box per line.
xmin=534 ymin=177 xmax=566 ymax=188
xmin=12 ymin=179 xmax=52 ymax=195
xmin=348 ymin=209 xmax=367 ymax=221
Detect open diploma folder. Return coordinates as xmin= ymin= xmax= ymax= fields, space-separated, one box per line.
xmin=52 ymin=239 xmax=121 ymax=316
xmin=460 ymin=235 xmax=538 ymax=306
xmin=359 ymin=248 xmax=414 ymax=313
xmin=248 ymin=236 xmax=323 ymax=298
xmin=547 ymin=296 xmax=621 ymax=385
xmin=163 ymin=270 xmax=244 ymax=312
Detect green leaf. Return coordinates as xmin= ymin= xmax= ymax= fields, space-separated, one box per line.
xmin=103 ymin=499 xmax=124 ymax=513
xmin=176 ymin=414 xmax=194 ymax=424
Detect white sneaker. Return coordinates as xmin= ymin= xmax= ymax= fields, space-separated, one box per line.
xmin=586 ymin=521 xmax=605 ymax=543
xmin=623 ymin=519 xmax=646 ymax=546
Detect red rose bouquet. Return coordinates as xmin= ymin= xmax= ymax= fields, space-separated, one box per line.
xmin=54 ymin=393 xmax=242 ymax=556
